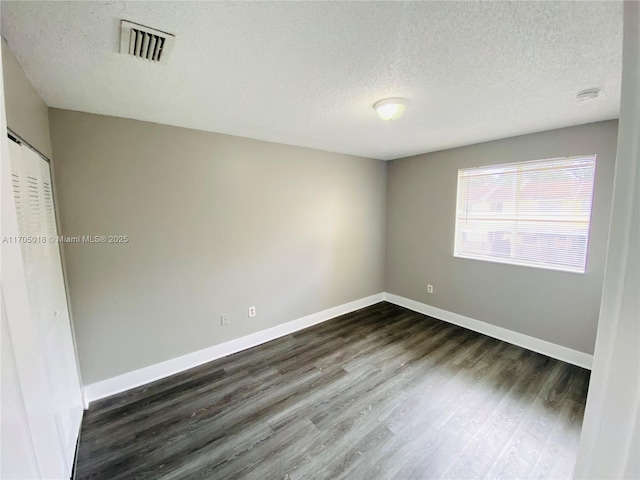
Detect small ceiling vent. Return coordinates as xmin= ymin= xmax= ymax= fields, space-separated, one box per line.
xmin=120 ymin=20 xmax=175 ymax=63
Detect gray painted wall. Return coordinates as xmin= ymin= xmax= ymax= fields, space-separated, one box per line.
xmin=1 ymin=37 xmax=52 ymax=158
xmin=386 ymin=121 xmax=618 ymax=355
xmin=48 ymin=109 xmax=387 ymax=384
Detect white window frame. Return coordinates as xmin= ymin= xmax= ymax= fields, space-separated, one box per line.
xmin=453 ymin=155 xmax=597 ymax=274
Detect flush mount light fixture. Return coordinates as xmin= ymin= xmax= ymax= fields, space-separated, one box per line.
xmin=576 ymin=88 xmax=600 ymax=102
xmin=373 ymin=97 xmax=408 ymax=121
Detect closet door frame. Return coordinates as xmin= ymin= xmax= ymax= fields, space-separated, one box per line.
xmin=4 ymin=131 xmax=84 ymax=478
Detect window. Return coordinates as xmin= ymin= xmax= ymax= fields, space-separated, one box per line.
xmin=454 ymin=155 xmax=596 ymax=273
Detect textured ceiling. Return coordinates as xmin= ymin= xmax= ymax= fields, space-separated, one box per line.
xmin=1 ymin=1 xmax=622 ymax=160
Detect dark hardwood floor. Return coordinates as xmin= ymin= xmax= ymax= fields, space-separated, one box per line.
xmin=76 ymin=302 xmax=590 ymax=480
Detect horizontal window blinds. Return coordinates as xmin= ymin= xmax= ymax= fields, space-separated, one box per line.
xmin=454 ymin=156 xmax=597 ymax=273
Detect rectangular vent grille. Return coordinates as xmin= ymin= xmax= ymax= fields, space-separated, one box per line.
xmin=120 ymin=20 xmax=174 ymax=63
xmin=130 ymin=28 xmax=165 ymax=61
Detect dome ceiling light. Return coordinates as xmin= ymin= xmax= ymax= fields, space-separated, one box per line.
xmin=373 ymin=98 xmax=408 ymax=121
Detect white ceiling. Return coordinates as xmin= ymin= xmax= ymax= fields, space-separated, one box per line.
xmin=1 ymin=1 xmax=622 ymax=160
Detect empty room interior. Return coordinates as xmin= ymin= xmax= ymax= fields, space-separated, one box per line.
xmin=1 ymin=1 xmax=638 ymax=480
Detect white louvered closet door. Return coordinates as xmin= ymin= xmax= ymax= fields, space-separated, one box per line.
xmin=8 ymin=139 xmax=83 ymax=478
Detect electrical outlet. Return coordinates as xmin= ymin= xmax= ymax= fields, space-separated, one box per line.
xmin=221 ymin=314 xmax=230 ymax=326
xmin=248 ymin=306 xmax=256 ymax=318
xmin=427 ymin=284 xmax=434 ymax=294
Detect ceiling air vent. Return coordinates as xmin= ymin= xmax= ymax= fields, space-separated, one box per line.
xmin=120 ymin=20 xmax=175 ymax=63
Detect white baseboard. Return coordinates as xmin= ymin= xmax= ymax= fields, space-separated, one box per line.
xmin=84 ymin=291 xmax=592 ymax=406
xmin=383 ymin=292 xmax=593 ymax=370
xmin=83 ymin=293 xmax=385 ymax=405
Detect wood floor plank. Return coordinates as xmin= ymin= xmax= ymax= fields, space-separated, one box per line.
xmin=76 ymin=302 xmax=590 ymax=480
